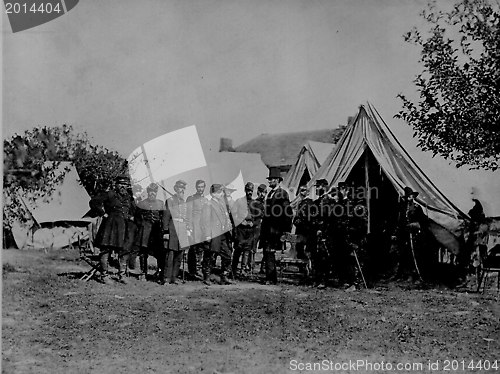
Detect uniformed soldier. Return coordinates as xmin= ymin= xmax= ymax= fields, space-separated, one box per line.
xmin=89 ymin=174 xmax=135 ymax=284
xmin=186 ymin=179 xmax=208 ymax=280
xmin=162 ymin=180 xmax=190 ymax=285
xmin=231 ymin=182 xmax=257 ymax=278
xmin=292 ymin=185 xmax=315 ymax=260
xmin=253 ymin=184 xmax=267 ymax=274
xmin=134 ymin=183 xmax=164 ymax=281
xmin=201 ymin=184 xmax=235 ymax=285
xmin=393 ymin=186 xmax=427 ymax=281
xmin=311 ymin=178 xmax=334 ymax=289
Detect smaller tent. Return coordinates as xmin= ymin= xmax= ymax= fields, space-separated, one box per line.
xmin=283 ymin=141 xmax=335 ymax=193
xmin=10 ymin=162 xmax=93 ymax=249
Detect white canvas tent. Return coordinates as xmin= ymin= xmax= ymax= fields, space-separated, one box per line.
xmin=283 ymin=141 xmax=335 ymax=192
xmin=309 ymin=102 xmax=500 ymax=254
xmin=11 ymin=162 xmax=92 ymax=249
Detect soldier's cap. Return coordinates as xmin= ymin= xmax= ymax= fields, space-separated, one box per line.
xmin=257 ymin=184 xmax=267 ymax=192
xmin=315 ymin=178 xmax=329 ymax=187
xmin=147 ymin=183 xmax=159 ymax=192
xmin=404 ymin=186 xmax=419 ymax=197
xmin=245 ymin=182 xmax=254 ymax=191
xmin=174 ymin=180 xmax=187 ymax=189
xmin=210 ymin=184 xmax=224 ymax=194
xmin=224 ymin=183 xmax=237 ymax=192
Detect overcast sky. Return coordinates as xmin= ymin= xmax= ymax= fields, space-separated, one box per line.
xmin=3 ymin=0 xmax=431 ymax=156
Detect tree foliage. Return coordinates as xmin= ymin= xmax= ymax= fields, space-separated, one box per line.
xmin=3 ymin=125 xmax=127 ymax=228
xmin=396 ymin=0 xmax=500 ymax=170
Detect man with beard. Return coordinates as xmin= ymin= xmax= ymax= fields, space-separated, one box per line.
xmin=186 ymin=179 xmax=208 ymax=280
xmin=162 ymin=180 xmax=190 ymax=285
xmin=89 ymin=174 xmax=135 ymax=284
xmin=231 ymin=182 xmax=257 ymax=278
xmin=134 ymin=183 xmax=164 ymax=281
xmin=201 ymin=184 xmax=234 ymax=285
xmin=260 ymin=167 xmax=292 ymax=285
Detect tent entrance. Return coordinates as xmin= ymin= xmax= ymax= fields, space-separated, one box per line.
xmin=298 ymin=169 xmax=311 ymax=188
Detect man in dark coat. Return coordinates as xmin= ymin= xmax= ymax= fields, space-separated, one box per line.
xmin=186 ymin=180 xmax=208 ymax=280
xmin=201 ymin=184 xmax=234 ymax=285
xmin=253 ymin=183 xmax=267 ymax=274
xmin=161 ymin=180 xmax=190 ymax=285
xmin=292 ymin=185 xmax=315 ymax=260
xmin=260 ymin=167 xmax=293 ymax=284
xmin=89 ymin=174 xmax=135 ymax=284
xmin=134 ymin=183 xmax=164 ymax=281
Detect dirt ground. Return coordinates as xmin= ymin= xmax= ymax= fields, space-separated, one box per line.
xmin=2 ymin=248 xmax=500 ymax=374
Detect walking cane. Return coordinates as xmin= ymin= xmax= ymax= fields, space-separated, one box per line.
xmin=352 ymin=246 xmax=368 ymax=289
xmin=409 ymin=232 xmax=423 ymax=282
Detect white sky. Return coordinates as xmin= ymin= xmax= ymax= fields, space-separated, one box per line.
xmin=3 ymin=0 xmax=430 ymax=156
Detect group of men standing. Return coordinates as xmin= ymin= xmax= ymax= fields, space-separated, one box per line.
xmin=89 ymin=168 xmax=292 ymax=286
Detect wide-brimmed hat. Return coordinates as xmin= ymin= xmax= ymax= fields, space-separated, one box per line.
xmin=315 ymin=178 xmax=328 ymax=187
xmin=245 ymin=182 xmax=254 ymax=191
xmin=266 ymin=167 xmax=282 ymax=180
xmin=404 ymin=186 xmax=419 ymax=198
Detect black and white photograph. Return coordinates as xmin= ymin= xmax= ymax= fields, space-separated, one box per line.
xmin=2 ymin=0 xmax=500 ymax=373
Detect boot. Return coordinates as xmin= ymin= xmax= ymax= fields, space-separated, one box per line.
xmin=220 ymin=274 xmax=234 ymax=285
xmin=203 ymin=274 xmax=211 ymax=286
xmin=99 ymin=273 xmax=114 ymax=285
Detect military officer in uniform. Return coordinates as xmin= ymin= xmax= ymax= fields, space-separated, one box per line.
xmin=231 ymin=182 xmax=257 ymax=278
xmin=201 ymin=184 xmax=234 ymax=285
xmin=162 ymin=180 xmax=190 ymax=285
xmin=134 ymin=183 xmax=164 ymax=281
xmin=89 ymin=174 xmax=135 ymax=284
xmin=186 ymin=179 xmax=208 ymax=280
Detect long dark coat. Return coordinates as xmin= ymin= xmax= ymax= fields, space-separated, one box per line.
xmin=134 ymin=198 xmax=164 ymax=248
xmin=163 ymin=195 xmax=190 ymax=250
xmin=90 ymin=190 xmax=135 ymax=249
xmin=260 ymin=187 xmax=293 ymax=249
xmin=201 ymin=197 xmax=233 ymax=252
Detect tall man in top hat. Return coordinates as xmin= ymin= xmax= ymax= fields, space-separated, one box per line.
xmin=89 ymin=174 xmax=136 ymax=284
xmin=260 ymin=167 xmax=293 ymax=284
xmin=162 ymin=180 xmax=190 ymax=285
xmin=134 ymin=183 xmax=164 ymax=281
xmin=186 ymin=179 xmax=208 ymax=280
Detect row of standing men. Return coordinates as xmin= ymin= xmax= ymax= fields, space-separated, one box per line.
xmin=89 ymin=167 xmax=294 ymax=286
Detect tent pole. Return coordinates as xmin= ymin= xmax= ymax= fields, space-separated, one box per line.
xmin=364 ymin=151 xmax=371 ymax=234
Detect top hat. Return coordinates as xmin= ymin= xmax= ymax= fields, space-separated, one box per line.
xmin=404 ymin=186 xmax=419 ymax=198
xmin=245 ymin=182 xmax=254 ymax=191
xmin=266 ymin=167 xmax=282 ymax=180
xmin=315 ymin=178 xmax=329 ymax=187
xmin=146 ymin=182 xmax=159 ymax=192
